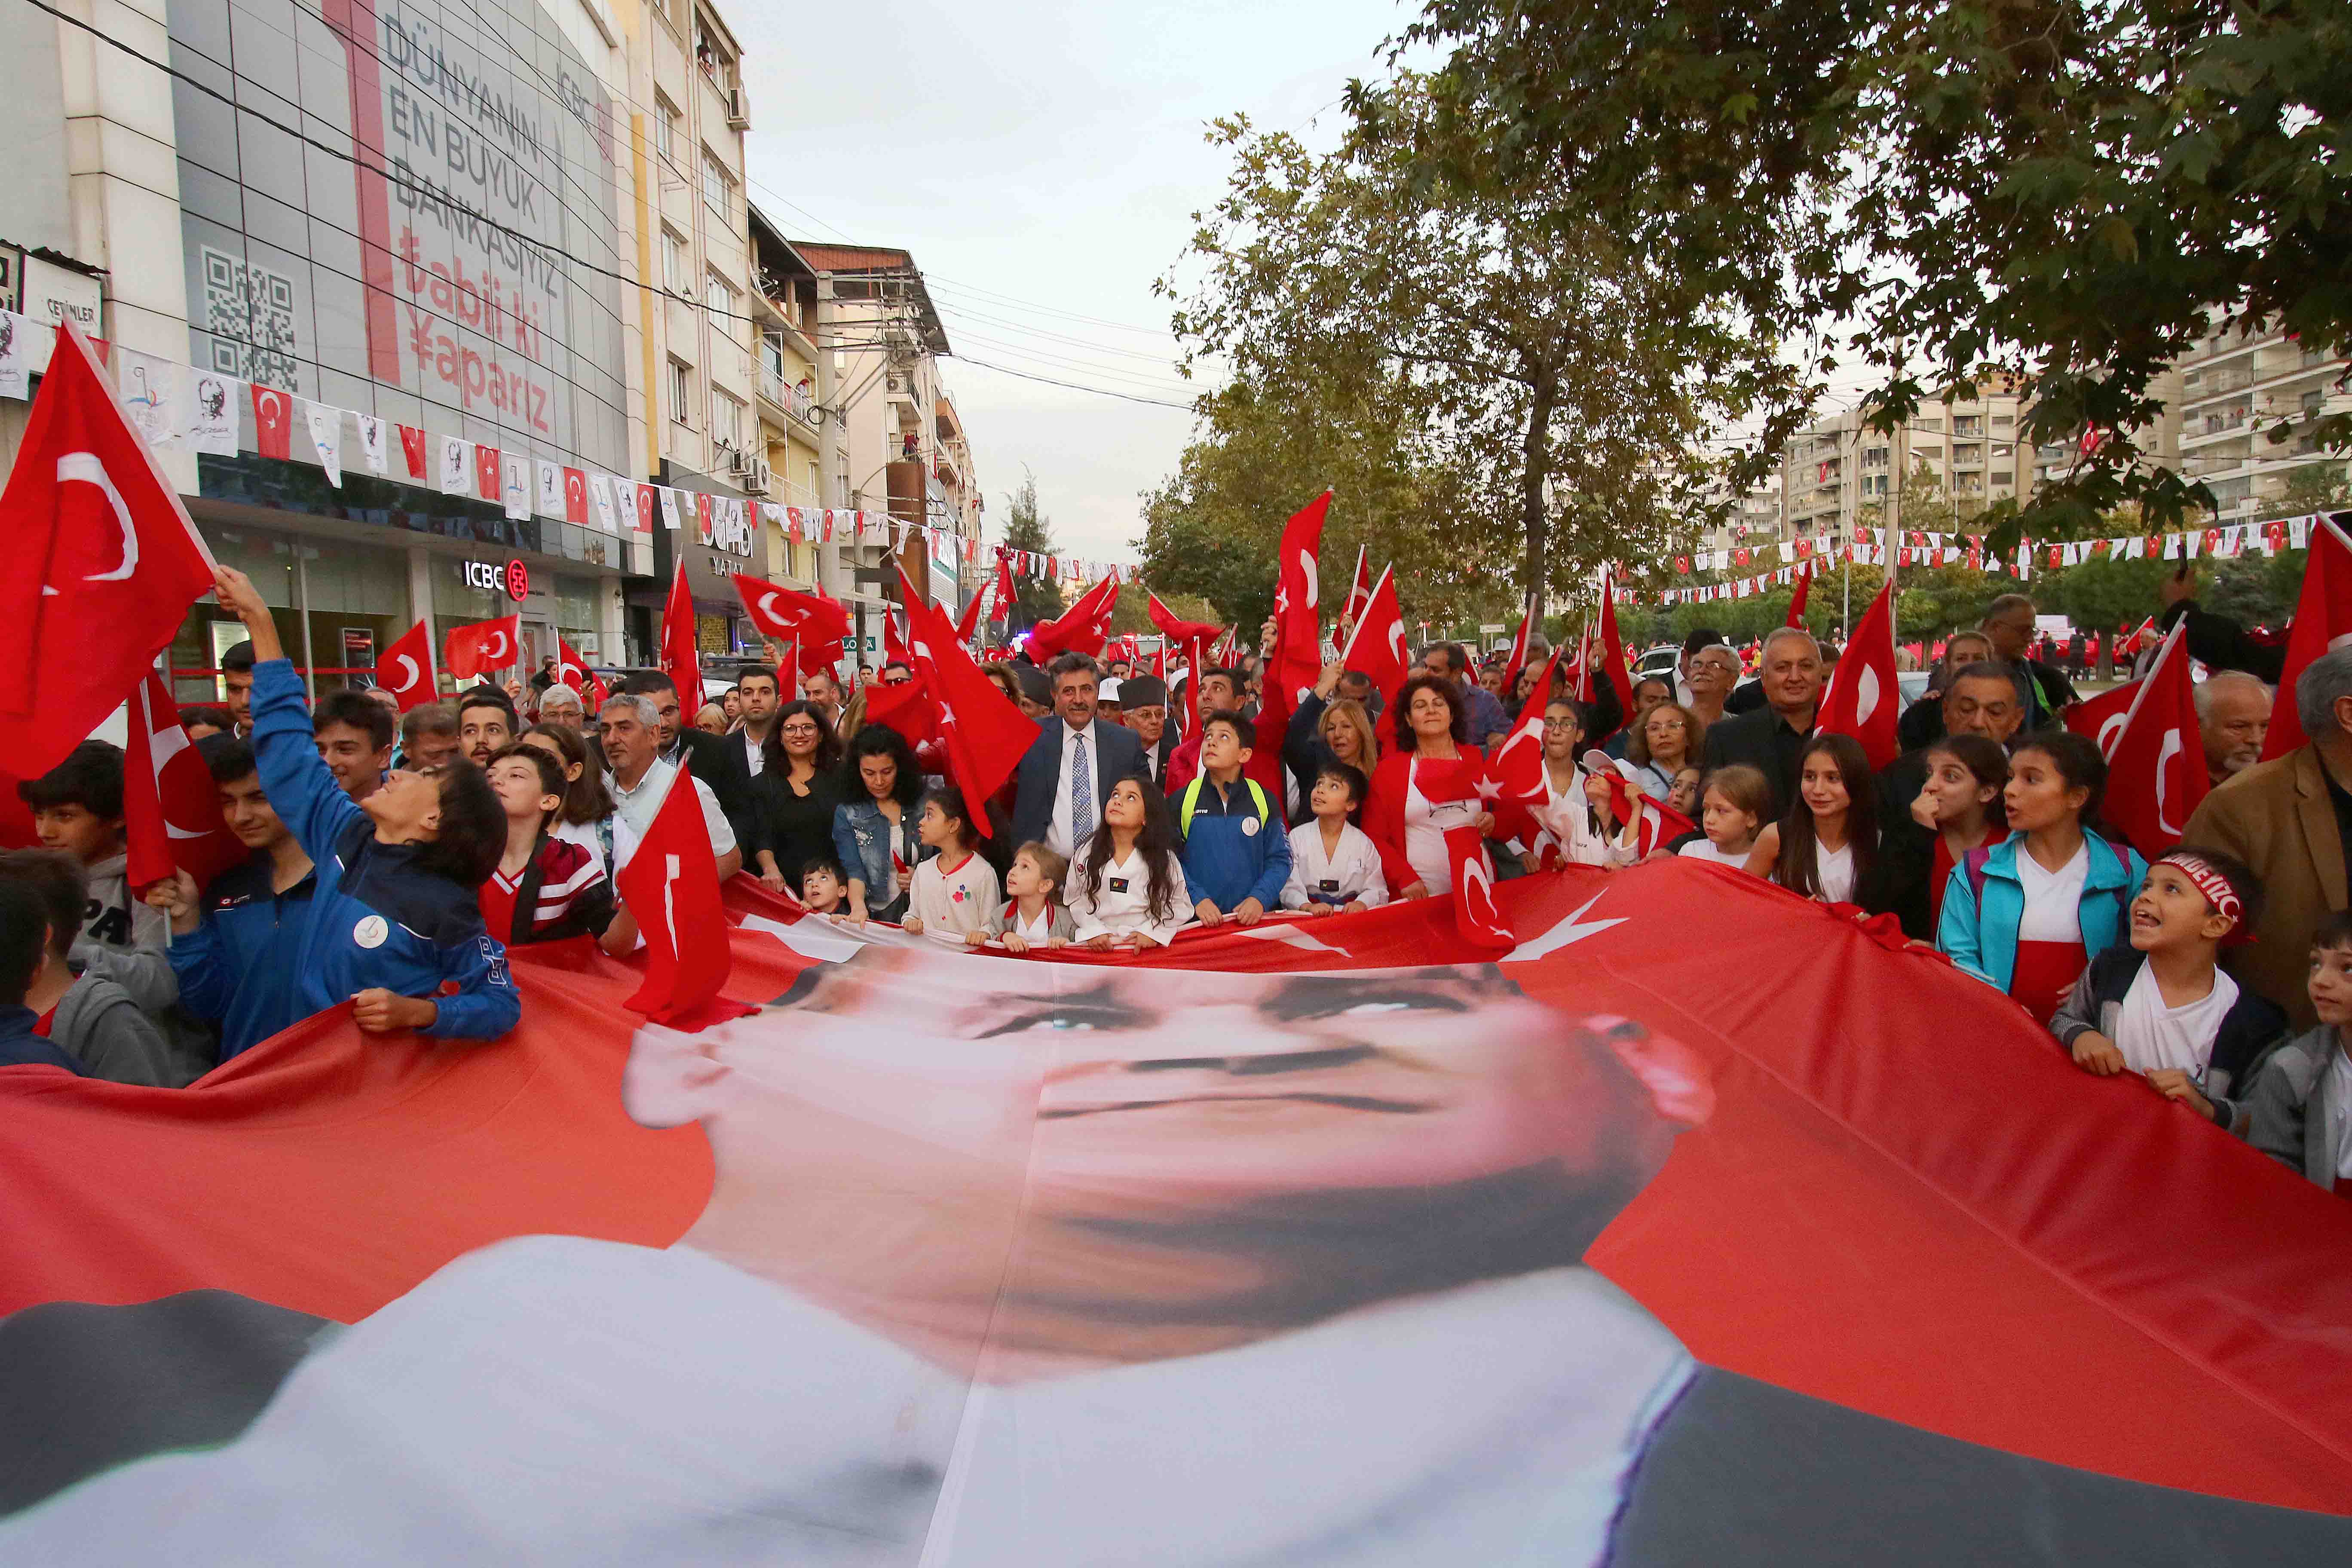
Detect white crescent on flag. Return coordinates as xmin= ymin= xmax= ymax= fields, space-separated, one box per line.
xmin=2156 ymin=729 xmax=2184 ymax=835
xmin=1298 ymin=549 xmax=1319 ymax=609
xmin=56 ymin=453 xmax=138 ymax=582
xmin=1853 ymin=665 xmax=1880 ymax=726
xmin=391 ymin=654 xmax=421 ymax=693
xmin=484 ymin=631 xmax=509 ymax=662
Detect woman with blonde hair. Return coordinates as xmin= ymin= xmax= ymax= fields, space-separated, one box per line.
xmin=1620 ymin=702 xmax=1703 ymax=799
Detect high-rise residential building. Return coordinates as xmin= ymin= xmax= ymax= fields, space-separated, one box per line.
xmin=2157 ymin=318 xmax=2348 ymax=521
xmin=791 ymin=241 xmax=981 ymax=654
xmin=629 ymin=0 xmax=764 ymax=658
xmin=747 ymin=207 xmax=831 ymax=595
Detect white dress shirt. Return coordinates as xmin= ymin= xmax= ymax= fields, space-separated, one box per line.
xmin=741 ymin=727 xmax=767 ymax=778
xmin=1047 ymin=720 xmax=1102 ymax=861
xmin=605 ymin=758 xmax=737 ymax=871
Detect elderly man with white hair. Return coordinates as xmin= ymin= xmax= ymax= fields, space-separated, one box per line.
xmin=2184 ymin=647 xmax=2352 ymax=1026
xmin=597 ymin=692 xmax=741 ymax=879
xmin=536 ymin=682 xmax=585 ymax=732
xmin=2193 ymin=670 xmax=2271 ymax=788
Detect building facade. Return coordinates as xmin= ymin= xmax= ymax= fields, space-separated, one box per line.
xmin=2146 ymin=319 xmax=2346 ymax=522
xmin=747 ymin=206 xmax=833 ymax=597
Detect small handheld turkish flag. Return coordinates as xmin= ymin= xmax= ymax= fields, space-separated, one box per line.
xmin=733 ymin=574 xmax=852 ymax=645
xmin=444 ymin=613 xmax=521 ymax=681
xmin=899 ymin=571 xmax=1038 ymax=837
xmin=2261 ymin=514 xmax=2352 ymax=759
xmin=250 ymin=385 xmax=293 ymax=460
xmin=0 ymin=319 xmax=217 ymax=777
xmin=1341 ymin=543 xmax=1372 ymax=629
xmin=375 ymin=619 xmax=438 ymax=712
xmin=1444 ymin=824 xmax=1514 ymax=950
xmin=1786 ymin=558 xmax=1814 ymax=627
xmin=1589 ymin=568 xmax=1635 ymax=743
xmin=123 ymin=668 xmax=246 ymax=896
xmin=1025 ymin=574 xmax=1121 ymax=661
xmin=2095 ymin=622 xmax=2207 ymax=861
xmin=1814 ymin=577 xmax=1900 ymax=770
xmin=1487 ymin=646 xmax=1568 ymax=803
xmin=616 ymin=766 xmax=732 ymax=1025
xmin=1337 ymin=564 xmax=1410 ymax=711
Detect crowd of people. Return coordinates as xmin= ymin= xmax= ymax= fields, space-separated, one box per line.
xmin=1 ymin=560 xmax=2346 ymax=1197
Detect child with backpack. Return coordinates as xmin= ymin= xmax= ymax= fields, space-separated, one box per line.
xmin=1939 ymin=732 xmax=2148 ymax=1025
xmin=1177 ymin=710 xmax=1291 ymax=928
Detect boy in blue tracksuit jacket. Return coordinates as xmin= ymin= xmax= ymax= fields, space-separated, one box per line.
xmin=1178 ymin=711 xmax=1292 ymax=925
xmin=213 ymin=564 xmax=518 ymax=1044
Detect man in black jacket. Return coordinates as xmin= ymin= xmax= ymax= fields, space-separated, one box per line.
xmin=1981 ymin=593 xmax=2079 ymax=729
xmin=1698 ymin=628 xmax=1825 ymax=820
xmin=1008 ymin=653 xmax=1144 ymax=856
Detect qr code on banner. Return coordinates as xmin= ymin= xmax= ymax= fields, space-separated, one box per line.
xmin=201 ymin=245 xmax=302 ymax=392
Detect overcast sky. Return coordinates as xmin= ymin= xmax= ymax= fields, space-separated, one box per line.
xmin=731 ymin=0 xmax=1410 ymax=564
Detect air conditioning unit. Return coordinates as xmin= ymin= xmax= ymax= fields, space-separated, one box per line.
xmin=726 ymin=87 xmax=750 ymax=129
xmin=748 ymin=458 xmax=774 ymax=495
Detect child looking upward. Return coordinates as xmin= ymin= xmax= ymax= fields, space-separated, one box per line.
xmin=1178 ymin=710 xmax=1290 ymax=928
xmin=1280 ymin=764 xmax=1386 ymax=916
xmin=2051 ymin=849 xmax=2284 ymax=1128
xmin=998 ymin=842 xmax=1073 ymax=953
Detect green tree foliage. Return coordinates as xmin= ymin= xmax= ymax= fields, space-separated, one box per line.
xmin=1152 ymin=81 xmax=1793 ymax=619
xmin=998 ymin=471 xmax=1066 ymax=631
xmin=1369 ymin=0 xmax=2352 ymax=537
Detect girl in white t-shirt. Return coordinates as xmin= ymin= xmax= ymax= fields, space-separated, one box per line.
xmin=1677 ymin=763 xmax=1768 ymax=870
xmin=1745 ymin=735 xmax=1879 ymax=907
xmin=901 ymin=789 xmax=1001 ymax=946
xmin=1071 ymin=776 xmax=1192 ymax=950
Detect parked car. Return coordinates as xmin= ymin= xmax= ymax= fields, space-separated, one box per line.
xmin=1636 ymin=645 xmax=1681 ymax=681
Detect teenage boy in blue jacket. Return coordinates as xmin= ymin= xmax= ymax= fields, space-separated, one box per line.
xmin=208 ymin=566 xmax=520 ymax=1044
xmin=145 ymin=737 xmax=319 ymax=1060
xmin=1178 ymin=710 xmax=1292 ymax=928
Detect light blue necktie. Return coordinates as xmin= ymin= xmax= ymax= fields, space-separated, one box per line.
xmin=1069 ymin=727 xmax=1096 ymax=846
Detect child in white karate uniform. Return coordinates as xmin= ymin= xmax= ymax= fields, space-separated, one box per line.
xmin=1280 ymin=764 xmax=1387 ymax=916
xmin=1071 ymin=777 xmax=1193 ymax=950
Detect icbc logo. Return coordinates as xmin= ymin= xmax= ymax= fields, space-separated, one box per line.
xmin=462 ymin=559 xmax=531 ymax=603
xmin=503 ymin=560 xmax=529 ymax=602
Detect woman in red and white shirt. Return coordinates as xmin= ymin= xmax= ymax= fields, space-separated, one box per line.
xmin=1363 ymin=674 xmax=1494 ymax=900
xmin=481 ymin=745 xmax=617 ymax=946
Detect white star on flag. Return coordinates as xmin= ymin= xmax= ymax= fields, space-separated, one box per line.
xmin=1503 ymin=890 xmax=1626 ymax=964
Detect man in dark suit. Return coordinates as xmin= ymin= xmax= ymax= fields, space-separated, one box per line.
xmin=1699 ymin=627 xmax=1825 ymax=821
xmin=1120 ymin=676 xmax=1178 ymax=787
xmin=616 ymin=671 xmax=753 ymax=851
xmin=1009 ymin=652 xmax=1144 ymax=858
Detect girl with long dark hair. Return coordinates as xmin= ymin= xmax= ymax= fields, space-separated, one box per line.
xmin=1070 ymin=775 xmax=1191 ymax=949
xmin=1744 ymin=734 xmax=1878 ymax=905
xmin=831 ymin=724 xmax=927 ymax=925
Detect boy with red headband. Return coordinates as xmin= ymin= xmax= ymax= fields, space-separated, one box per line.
xmin=2050 ymin=848 xmax=2285 ymax=1127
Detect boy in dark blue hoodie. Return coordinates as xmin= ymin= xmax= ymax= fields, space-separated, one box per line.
xmin=208 ymin=566 xmax=520 ymax=1044
xmin=1178 ymin=710 xmax=1291 ymax=928
xmin=0 ymin=880 xmax=87 ymax=1074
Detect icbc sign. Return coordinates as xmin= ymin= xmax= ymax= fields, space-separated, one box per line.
xmin=462 ymin=559 xmax=530 ymax=603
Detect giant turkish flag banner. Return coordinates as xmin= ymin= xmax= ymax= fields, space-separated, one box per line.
xmin=2096 ymin=622 xmax=2208 ymax=861
xmin=1336 ymin=564 xmax=1409 ymax=710
xmin=443 ymin=614 xmax=521 ymax=682
xmin=374 ymin=619 xmax=438 ymax=712
xmin=122 ymin=668 xmax=247 ymax=896
xmin=659 ymin=562 xmax=700 ymax=712
xmin=615 ymin=766 xmax=733 ymax=1025
xmin=1814 ymin=578 xmax=1901 ymax=770
xmin=0 ymin=320 xmax=217 ymax=777
xmin=2261 ymin=514 xmax=2352 ymax=759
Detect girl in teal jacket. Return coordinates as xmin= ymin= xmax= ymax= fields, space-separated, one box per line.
xmin=1938 ymin=732 xmax=2147 ymax=1025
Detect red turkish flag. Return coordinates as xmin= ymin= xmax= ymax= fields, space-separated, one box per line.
xmin=1025 ymin=573 xmax=1120 ymax=661
xmin=1341 ymin=543 xmax=1372 ymax=628
xmin=564 ymin=468 xmax=589 ymax=525
xmin=1587 ymin=765 xmax=1697 ymax=856
xmin=900 ymin=571 xmax=1040 ymax=837
xmin=122 ymin=668 xmax=247 ymax=896
xmin=732 ymin=574 xmax=851 ymax=646
xmin=250 ymin=384 xmax=293 ymax=460
xmin=1336 ymin=564 xmax=1410 ymax=710
xmin=2096 ymin=622 xmax=2208 ymax=860
xmin=443 ymin=613 xmax=521 ymax=681
xmin=616 ymin=766 xmax=732 ymax=1025
xmin=397 ymin=424 xmax=427 ymax=478
xmin=987 ymin=554 xmax=1016 ymax=623
xmin=1268 ymin=490 xmax=1330 ymax=710
xmin=1815 ymin=578 xmax=1901 ymax=770
xmin=858 ymin=666 xmax=941 ymax=750
xmin=954 ymin=584 xmax=988 ymax=644
xmin=0 ymin=320 xmax=217 ymax=776
xmin=1145 ymin=591 xmax=1221 ymax=650
xmin=660 ymin=561 xmax=700 ymax=713
xmin=1443 ymin=824 xmax=1513 ymax=950
xmin=2065 ymin=679 xmax=2141 ymax=753
xmin=554 ymin=637 xmax=592 ymax=693
xmin=1589 ymin=569 xmax=1636 ymax=742
xmin=1504 ymin=604 xmax=1534 ymax=676
xmin=1786 ymin=558 xmax=1814 ymax=627
xmin=634 ymin=484 xmax=657 ymax=533
xmin=882 ymin=606 xmax=912 ymax=670
xmin=474 ymin=445 xmax=501 ymax=502
xmin=2261 ymin=514 xmax=2352 ymax=759
xmin=374 ymin=619 xmax=439 ymax=711
xmin=1487 ymin=647 xmax=1568 ymax=804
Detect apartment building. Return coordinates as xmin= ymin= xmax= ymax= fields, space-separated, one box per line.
xmin=629 ymin=0 xmax=765 ymax=655
xmin=791 ymin=241 xmax=982 ymax=649
xmin=747 ymin=207 xmax=831 ymax=594
xmin=2152 ymin=320 xmax=2348 ymax=521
